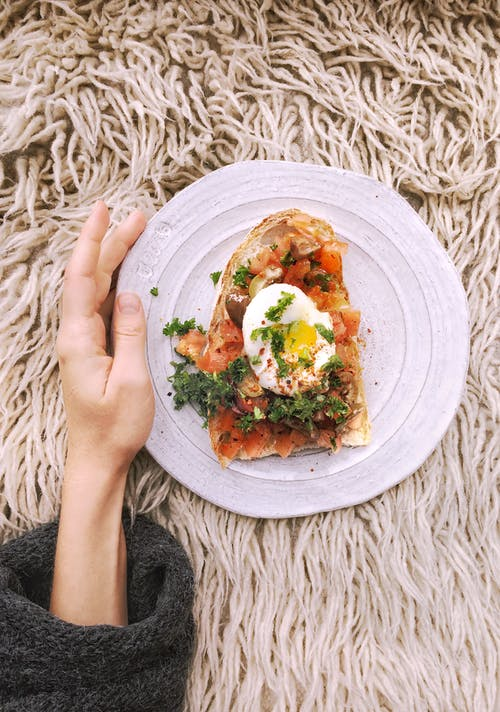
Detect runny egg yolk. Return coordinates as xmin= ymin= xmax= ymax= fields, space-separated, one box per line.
xmin=283 ymin=320 xmax=317 ymax=354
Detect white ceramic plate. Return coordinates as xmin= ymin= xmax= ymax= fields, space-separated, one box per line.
xmin=118 ymin=161 xmax=469 ymax=518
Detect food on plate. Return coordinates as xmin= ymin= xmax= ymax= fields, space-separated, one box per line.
xmin=164 ymin=209 xmax=371 ymax=467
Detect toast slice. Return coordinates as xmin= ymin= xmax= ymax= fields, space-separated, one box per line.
xmin=189 ymin=209 xmax=371 ymax=467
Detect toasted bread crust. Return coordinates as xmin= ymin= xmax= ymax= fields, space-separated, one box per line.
xmin=206 ymin=209 xmax=371 ymax=466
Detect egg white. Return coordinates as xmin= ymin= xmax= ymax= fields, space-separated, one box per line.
xmin=242 ymin=283 xmax=336 ymax=396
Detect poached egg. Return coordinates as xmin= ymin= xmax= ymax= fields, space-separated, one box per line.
xmin=242 ymin=283 xmax=336 ymax=396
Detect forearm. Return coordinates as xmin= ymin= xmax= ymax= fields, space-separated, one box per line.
xmin=49 ymin=457 xmax=128 ymax=626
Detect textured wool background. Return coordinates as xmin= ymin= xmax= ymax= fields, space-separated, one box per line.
xmin=0 ymin=1 xmax=499 ymax=710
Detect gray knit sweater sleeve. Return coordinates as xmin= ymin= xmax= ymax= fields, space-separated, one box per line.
xmin=0 ymin=514 xmax=195 ymax=712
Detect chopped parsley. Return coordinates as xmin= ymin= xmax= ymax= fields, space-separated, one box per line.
xmin=249 ymin=355 xmax=262 ymax=365
xmin=306 ymin=271 xmax=332 ymax=292
xmin=210 ymin=271 xmax=222 ymax=286
xmin=233 ymin=263 xmax=252 ymax=288
xmin=324 ymin=396 xmax=349 ymax=422
xmin=321 ymin=354 xmax=344 ymax=372
xmin=250 ymin=323 xmax=291 ymax=377
xmin=270 ymin=243 xmax=278 ymax=251
xmin=163 ymin=317 xmax=205 ymax=336
xmin=150 ymin=286 xmax=159 ymax=296
xmin=236 ymin=406 xmax=265 ymax=433
xmin=280 ymin=250 xmax=296 ymax=267
xmin=267 ymin=391 xmax=350 ymax=433
xmin=297 ymin=352 xmax=314 ymax=368
xmin=226 ymin=356 xmax=250 ymax=383
xmin=265 ymin=291 xmax=295 ymax=322
xmin=167 ymin=356 xmax=249 ymax=425
xmin=315 ymin=323 xmax=335 ymax=344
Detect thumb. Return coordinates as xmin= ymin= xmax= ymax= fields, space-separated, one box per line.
xmin=110 ymin=292 xmax=148 ymax=384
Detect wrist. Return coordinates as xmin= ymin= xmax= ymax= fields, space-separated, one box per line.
xmin=62 ymin=453 xmax=129 ymax=518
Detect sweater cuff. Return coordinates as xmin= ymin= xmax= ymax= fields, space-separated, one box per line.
xmin=0 ymin=514 xmax=195 ymax=712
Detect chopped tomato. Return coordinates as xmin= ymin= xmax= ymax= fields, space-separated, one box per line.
xmin=316 ymin=429 xmax=335 ymax=448
xmin=341 ymin=309 xmax=360 ymax=337
xmin=317 ymin=429 xmax=342 ymax=452
xmin=196 ymin=347 xmax=235 ymax=373
xmin=213 ymin=408 xmax=238 ymax=432
xmin=242 ymin=422 xmax=271 ymax=458
xmin=274 ymin=429 xmax=295 ymax=458
xmin=219 ymin=319 xmax=243 ymax=345
xmin=212 ymin=408 xmax=243 ymax=460
xmin=304 ymin=284 xmax=331 ymax=311
xmin=273 ymin=426 xmax=308 ymax=457
xmin=284 ymin=259 xmax=310 ymax=287
xmin=249 ymin=247 xmax=277 ymax=274
xmin=220 ymin=436 xmax=243 ymax=460
xmin=175 ymin=329 xmax=207 ymax=361
xmin=320 ymin=244 xmax=343 ymax=275
xmin=198 ymin=319 xmax=243 ymax=371
xmin=289 ymin=430 xmax=308 ymax=448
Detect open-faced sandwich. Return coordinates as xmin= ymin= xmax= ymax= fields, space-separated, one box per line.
xmin=164 ymin=209 xmax=371 ymax=467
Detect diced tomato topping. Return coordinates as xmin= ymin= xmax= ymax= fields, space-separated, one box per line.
xmin=304 ymin=284 xmax=331 ymax=311
xmin=196 ymin=347 xmax=238 ymax=373
xmin=274 ymin=430 xmax=295 ymax=458
xmin=248 ymin=247 xmax=281 ymax=273
xmin=316 ymin=429 xmax=342 ymax=452
xmin=197 ymin=319 xmax=243 ymax=372
xmin=289 ymin=430 xmax=308 ymax=448
xmin=212 ymin=408 xmax=243 ymax=460
xmin=175 ymin=329 xmax=207 ymax=361
xmin=341 ymin=309 xmax=360 ymax=336
xmin=242 ymin=422 xmax=271 ymax=458
xmin=272 ymin=426 xmax=308 ymax=458
xmin=219 ymin=319 xmax=243 ymax=345
xmin=320 ymin=244 xmax=342 ymax=275
xmin=220 ymin=436 xmax=243 ymax=460
xmin=284 ymin=259 xmax=310 ymax=287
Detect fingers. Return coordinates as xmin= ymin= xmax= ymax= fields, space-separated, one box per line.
xmin=62 ymin=201 xmax=110 ymax=321
xmin=108 ymin=292 xmax=150 ymax=391
xmin=96 ymin=211 xmax=146 ymax=305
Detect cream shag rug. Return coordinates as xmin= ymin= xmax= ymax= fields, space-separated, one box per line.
xmin=0 ymin=1 xmax=498 ymax=710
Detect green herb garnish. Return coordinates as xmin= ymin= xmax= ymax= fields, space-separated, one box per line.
xmin=249 ymin=355 xmax=262 ymax=365
xmin=306 ymin=271 xmax=332 ymax=292
xmin=324 ymin=396 xmax=349 ymax=422
xmin=321 ymin=354 xmax=344 ymax=372
xmin=250 ymin=324 xmax=290 ymax=378
xmin=297 ymin=353 xmax=314 ymax=368
xmin=226 ymin=356 xmax=250 ymax=383
xmin=163 ymin=317 xmax=205 ymax=336
xmin=150 ymin=286 xmax=159 ymax=296
xmin=236 ymin=406 xmax=266 ymax=433
xmin=270 ymin=243 xmax=278 ymax=251
xmin=267 ymin=391 xmax=350 ymax=433
xmin=265 ymin=291 xmax=295 ymax=322
xmin=167 ymin=356 xmax=250 ymax=425
xmin=315 ymin=323 xmax=335 ymax=344
xmin=210 ymin=271 xmax=222 ymax=286
xmin=280 ymin=250 xmax=296 ymax=267
xmin=233 ymin=263 xmax=252 ymax=288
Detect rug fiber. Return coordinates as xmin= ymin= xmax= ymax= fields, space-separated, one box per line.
xmin=0 ymin=1 xmax=498 ymax=710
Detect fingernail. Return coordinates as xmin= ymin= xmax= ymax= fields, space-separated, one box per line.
xmin=118 ymin=292 xmax=140 ymax=314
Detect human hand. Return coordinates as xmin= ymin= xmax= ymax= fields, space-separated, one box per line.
xmin=57 ymin=201 xmax=154 ymax=480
